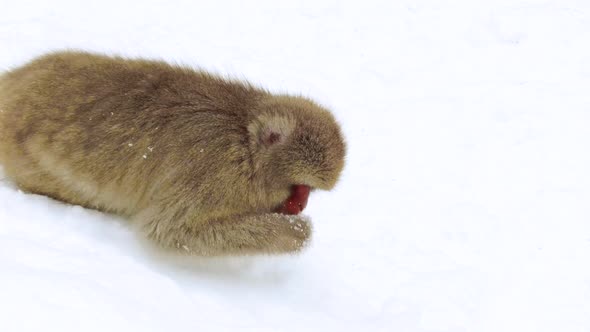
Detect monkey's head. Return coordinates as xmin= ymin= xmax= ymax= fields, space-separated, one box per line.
xmin=248 ymin=95 xmax=346 ymax=213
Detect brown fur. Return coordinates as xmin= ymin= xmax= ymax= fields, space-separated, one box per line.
xmin=0 ymin=51 xmax=346 ymax=256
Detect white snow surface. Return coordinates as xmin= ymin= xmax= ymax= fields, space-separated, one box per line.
xmin=1 ymin=1 xmax=590 ymax=331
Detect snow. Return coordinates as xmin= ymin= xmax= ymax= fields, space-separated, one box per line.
xmin=1 ymin=0 xmax=590 ymax=331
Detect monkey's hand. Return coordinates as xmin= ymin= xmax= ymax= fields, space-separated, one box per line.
xmin=138 ymin=211 xmax=312 ymax=256
xmin=191 ymin=213 xmax=312 ymax=256
xmin=244 ymin=213 xmax=312 ymax=253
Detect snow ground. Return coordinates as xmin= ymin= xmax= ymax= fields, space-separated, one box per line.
xmin=1 ymin=0 xmax=590 ymax=331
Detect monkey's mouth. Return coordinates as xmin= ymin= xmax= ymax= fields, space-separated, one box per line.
xmin=276 ymin=185 xmax=311 ymax=215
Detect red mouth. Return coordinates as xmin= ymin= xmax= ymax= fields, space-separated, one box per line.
xmin=276 ymin=185 xmax=311 ymax=215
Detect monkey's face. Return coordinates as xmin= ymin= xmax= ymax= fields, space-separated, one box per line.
xmin=276 ymin=184 xmax=311 ymax=215
xmin=249 ymin=97 xmax=346 ymax=214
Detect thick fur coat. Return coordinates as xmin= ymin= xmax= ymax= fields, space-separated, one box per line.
xmin=0 ymin=51 xmax=345 ymax=255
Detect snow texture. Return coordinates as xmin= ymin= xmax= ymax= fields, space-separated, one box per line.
xmin=1 ymin=0 xmax=590 ymax=331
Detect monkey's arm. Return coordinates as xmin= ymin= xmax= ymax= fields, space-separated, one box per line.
xmin=135 ymin=211 xmax=311 ymax=256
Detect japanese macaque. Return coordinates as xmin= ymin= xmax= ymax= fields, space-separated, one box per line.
xmin=0 ymin=51 xmax=346 ymax=256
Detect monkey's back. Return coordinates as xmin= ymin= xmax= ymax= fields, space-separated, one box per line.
xmin=0 ymin=51 xmax=261 ymax=215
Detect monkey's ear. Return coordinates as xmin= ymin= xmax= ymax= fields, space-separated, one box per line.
xmin=261 ymin=130 xmax=284 ymax=147
xmin=248 ymin=114 xmax=296 ymax=149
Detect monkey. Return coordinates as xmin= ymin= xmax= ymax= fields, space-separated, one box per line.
xmin=0 ymin=51 xmax=346 ymax=256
